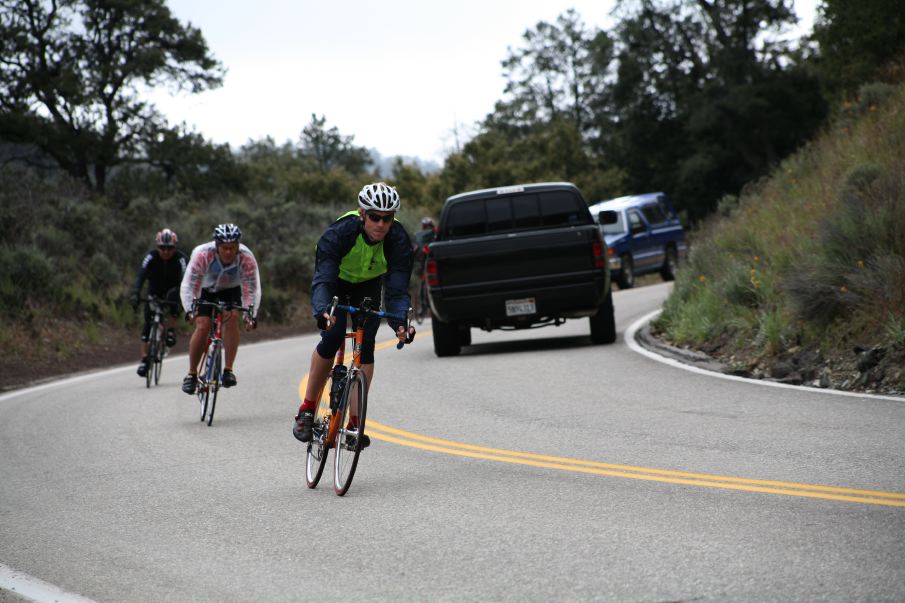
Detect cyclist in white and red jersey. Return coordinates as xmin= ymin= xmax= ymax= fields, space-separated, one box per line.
xmin=180 ymin=223 xmax=261 ymax=395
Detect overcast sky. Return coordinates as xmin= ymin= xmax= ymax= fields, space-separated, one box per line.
xmin=152 ymin=0 xmax=819 ymax=164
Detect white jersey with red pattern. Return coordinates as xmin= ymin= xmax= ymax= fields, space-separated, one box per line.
xmin=180 ymin=241 xmax=261 ymax=317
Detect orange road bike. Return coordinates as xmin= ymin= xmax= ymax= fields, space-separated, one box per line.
xmin=193 ymin=300 xmax=254 ymax=427
xmin=305 ymin=296 xmax=412 ymax=496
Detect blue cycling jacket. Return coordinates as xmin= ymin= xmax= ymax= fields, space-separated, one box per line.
xmin=311 ymin=212 xmax=414 ymax=330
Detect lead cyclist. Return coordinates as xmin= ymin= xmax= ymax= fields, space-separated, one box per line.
xmin=293 ymin=182 xmax=416 ymax=446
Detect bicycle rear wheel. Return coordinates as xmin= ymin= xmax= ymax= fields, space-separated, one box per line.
xmin=334 ymin=370 xmax=368 ymax=496
xmin=206 ymin=346 xmax=221 ymax=426
xmin=305 ymin=387 xmax=333 ymax=488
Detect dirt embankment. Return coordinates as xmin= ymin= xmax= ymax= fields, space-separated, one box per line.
xmin=1 ymin=322 xmax=312 ymax=393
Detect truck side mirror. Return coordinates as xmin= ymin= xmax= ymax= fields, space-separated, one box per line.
xmin=598 ymin=210 xmax=618 ymax=225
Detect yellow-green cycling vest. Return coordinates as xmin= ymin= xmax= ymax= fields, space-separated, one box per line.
xmin=337 ymin=210 xmax=390 ymax=283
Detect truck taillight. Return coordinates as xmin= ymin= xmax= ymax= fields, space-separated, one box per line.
xmin=592 ymin=240 xmax=605 ymax=268
xmin=426 ymin=258 xmax=439 ymax=287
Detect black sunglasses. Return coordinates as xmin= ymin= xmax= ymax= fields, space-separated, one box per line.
xmin=158 ymin=245 xmax=175 ymax=251
xmin=366 ymin=212 xmax=394 ymax=224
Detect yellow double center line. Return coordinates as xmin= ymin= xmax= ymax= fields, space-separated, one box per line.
xmin=299 ymin=338 xmax=905 ymax=508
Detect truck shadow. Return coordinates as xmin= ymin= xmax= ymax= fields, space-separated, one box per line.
xmin=458 ymin=333 xmax=620 ymax=357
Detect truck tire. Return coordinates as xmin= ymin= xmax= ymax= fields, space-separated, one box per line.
xmin=432 ymin=314 xmax=461 ymax=357
xmin=589 ymin=290 xmax=616 ymax=344
xmin=660 ymin=245 xmax=678 ymax=281
xmin=617 ymin=255 xmax=634 ymax=289
xmin=459 ymin=327 xmax=471 ymax=347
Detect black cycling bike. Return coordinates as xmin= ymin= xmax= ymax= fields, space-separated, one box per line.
xmin=143 ymin=295 xmax=168 ymax=388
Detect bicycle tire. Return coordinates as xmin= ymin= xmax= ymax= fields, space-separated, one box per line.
xmin=206 ymin=346 xmax=221 ymax=426
xmin=305 ymin=385 xmax=333 ymax=488
xmin=145 ymin=324 xmax=157 ymax=389
xmin=153 ymin=326 xmax=164 ymax=385
xmin=334 ymin=370 xmax=368 ymax=496
xmin=197 ymin=349 xmax=210 ymax=421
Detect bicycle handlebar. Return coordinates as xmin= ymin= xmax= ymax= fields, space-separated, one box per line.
xmin=328 ymin=296 xmax=413 ymax=349
xmin=190 ymin=299 xmax=256 ymax=326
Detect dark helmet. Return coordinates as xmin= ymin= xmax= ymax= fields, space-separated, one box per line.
xmin=155 ymin=228 xmax=178 ymax=247
xmin=213 ymin=223 xmax=241 ymax=244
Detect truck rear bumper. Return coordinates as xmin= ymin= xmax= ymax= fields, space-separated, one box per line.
xmin=432 ymin=278 xmax=608 ymax=328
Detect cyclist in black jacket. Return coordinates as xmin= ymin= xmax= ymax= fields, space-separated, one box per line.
xmin=130 ymin=228 xmax=188 ymax=377
xmin=292 ymin=182 xmax=416 ymax=445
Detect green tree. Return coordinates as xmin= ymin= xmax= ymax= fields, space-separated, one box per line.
xmin=608 ymin=0 xmax=824 ymax=220
xmin=299 ymin=114 xmax=371 ymax=175
xmin=498 ymin=9 xmax=614 ymax=140
xmin=813 ymin=0 xmax=905 ymax=96
xmin=0 ymin=0 xmax=224 ymax=193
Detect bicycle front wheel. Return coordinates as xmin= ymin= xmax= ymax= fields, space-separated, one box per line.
xmin=305 ymin=386 xmax=333 ymax=489
xmin=206 ymin=346 xmax=221 ymax=426
xmin=146 ymin=324 xmax=158 ymax=388
xmin=197 ymin=349 xmax=210 ymax=421
xmin=334 ymin=370 xmax=368 ymax=496
xmin=153 ymin=328 xmax=164 ymax=385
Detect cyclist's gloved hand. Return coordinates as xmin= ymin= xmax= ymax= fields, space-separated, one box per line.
xmin=315 ymin=312 xmax=332 ymax=331
xmin=245 ymin=315 xmax=257 ymax=331
xmin=129 ymin=293 xmax=139 ymax=311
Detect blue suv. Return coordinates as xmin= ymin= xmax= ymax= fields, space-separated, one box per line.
xmin=589 ymin=192 xmax=686 ymax=289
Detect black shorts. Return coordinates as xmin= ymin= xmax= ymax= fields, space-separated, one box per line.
xmin=316 ymin=278 xmax=383 ymax=364
xmin=196 ymin=287 xmax=242 ymax=318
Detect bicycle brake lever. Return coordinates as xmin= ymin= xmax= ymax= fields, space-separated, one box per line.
xmin=329 ymin=296 xmax=339 ymax=320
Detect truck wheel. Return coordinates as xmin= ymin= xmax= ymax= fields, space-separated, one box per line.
xmin=432 ymin=314 xmax=461 ymax=357
xmin=458 ymin=327 xmax=471 ymax=347
xmin=589 ymin=290 xmax=616 ymax=344
xmin=660 ymin=245 xmax=678 ymax=281
xmin=617 ymin=255 xmax=634 ymax=289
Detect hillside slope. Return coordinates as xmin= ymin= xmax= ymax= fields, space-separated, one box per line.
xmin=654 ymin=83 xmax=905 ymax=396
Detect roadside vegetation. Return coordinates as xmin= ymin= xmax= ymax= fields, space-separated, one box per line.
xmin=1 ymin=0 xmax=903 ymax=390
xmin=654 ymin=83 xmax=905 ymax=394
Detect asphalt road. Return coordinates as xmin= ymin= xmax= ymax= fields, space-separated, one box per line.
xmin=2 ymin=282 xmax=904 ymax=602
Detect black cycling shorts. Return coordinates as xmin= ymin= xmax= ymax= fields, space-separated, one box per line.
xmin=196 ymin=287 xmax=242 ymax=318
xmin=316 ymin=278 xmax=383 ymax=365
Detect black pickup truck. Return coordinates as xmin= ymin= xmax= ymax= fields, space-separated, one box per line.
xmin=425 ymin=182 xmax=616 ymax=356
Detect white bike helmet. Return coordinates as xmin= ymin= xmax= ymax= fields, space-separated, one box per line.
xmin=358 ymin=182 xmax=400 ymax=212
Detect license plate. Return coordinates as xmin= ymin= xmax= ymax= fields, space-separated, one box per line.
xmin=505 ymin=297 xmax=536 ymax=317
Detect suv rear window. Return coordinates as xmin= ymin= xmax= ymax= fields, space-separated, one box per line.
xmin=443 ymin=191 xmax=590 ymax=239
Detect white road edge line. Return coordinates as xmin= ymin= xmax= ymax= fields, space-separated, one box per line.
xmin=625 ymin=310 xmax=904 ymax=403
xmin=0 ymin=334 xmax=316 ymax=403
xmin=0 ymin=562 xmax=98 ymax=603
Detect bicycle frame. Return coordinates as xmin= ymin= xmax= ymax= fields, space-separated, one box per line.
xmin=192 ymin=300 xmax=253 ymax=426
